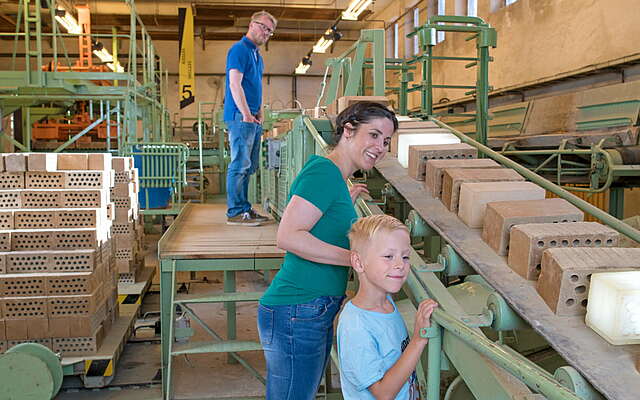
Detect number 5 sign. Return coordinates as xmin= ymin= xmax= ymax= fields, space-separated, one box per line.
xmin=178 ymin=7 xmax=195 ymax=109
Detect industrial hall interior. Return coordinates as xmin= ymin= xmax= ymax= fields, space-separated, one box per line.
xmin=1 ymin=0 xmax=640 ymax=399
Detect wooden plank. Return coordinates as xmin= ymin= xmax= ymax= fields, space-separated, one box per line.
xmin=375 ymin=156 xmax=639 ymax=400
xmin=158 ymin=204 xmax=283 ymax=259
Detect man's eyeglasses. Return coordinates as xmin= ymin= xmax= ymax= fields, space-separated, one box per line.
xmin=253 ymin=20 xmax=274 ymax=36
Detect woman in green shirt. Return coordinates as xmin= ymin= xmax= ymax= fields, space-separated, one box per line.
xmin=258 ymin=102 xmax=398 ymax=399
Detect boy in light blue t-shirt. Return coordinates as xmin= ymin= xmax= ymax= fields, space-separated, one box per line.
xmin=337 ymin=215 xmax=438 ymax=399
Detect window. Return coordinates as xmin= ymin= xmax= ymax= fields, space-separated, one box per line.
xmin=394 ymin=23 xmax=399 ymax=58
xmin=413 ymin=8 xmax=420 ymax=55
xmin=506 ymin=0 xmax=518 ymax=5
xmin=468 ymin=0 xmax=477 ymax=16
xmin=437 ymin=0 xmax=445 ymax=43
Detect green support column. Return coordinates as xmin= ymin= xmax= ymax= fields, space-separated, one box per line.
xmin=224 ymin=270 xmax=237 ymax=364
xmin=609 ymin=187 xmax=625 ymax=219
xmin=160 ymin=259 xmax=174 ymax=398
xmin=371 ymin=29 xmax=385 ymax=97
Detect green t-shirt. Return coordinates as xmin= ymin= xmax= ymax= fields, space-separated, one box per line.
xmin=260 ymin=155 xmax=357 ymax=305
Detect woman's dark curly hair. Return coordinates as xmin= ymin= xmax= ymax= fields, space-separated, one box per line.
xmin=332 ymin=101 xmax=398 ymax=145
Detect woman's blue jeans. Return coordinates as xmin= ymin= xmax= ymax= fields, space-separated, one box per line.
xmin=225 ymin=113 xmax=262 ymax=217
xmin=257 ymin=295 xmax=345 ymax=400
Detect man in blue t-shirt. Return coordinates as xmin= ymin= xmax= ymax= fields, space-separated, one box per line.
xmin=224 ymin=11 xmax=277 ymax=226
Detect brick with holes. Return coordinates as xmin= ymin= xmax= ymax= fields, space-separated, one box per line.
xmin=14 ymin=210 xmax=57 ymax=230
xmin=458 ymin=181 xmax=546 ymax=228
xmin=25 ymin=172 xmax=65 ymax=189
xmin=1 ymin=297 xmax=48 ymax=319
xmin=508 ymin=222 xmax=619 ymax=280
xmin=0 ymin=191 xmax=21 ymax=209
xmin=536 ymin=247 xmax=640 ymax=316
xmin=63 ymin=171 xmax=110 ymax=189
xmin=0 ymin=211 xmax=13 ymax=230
xmin=482 ymin=198 xmax=584 ymax=256
xmin=52 ymin=324 xmax=104 ymax=355
xmin=424 ymin=159 xmax=502 ymax=199
xmin=0 ymin=173 xmax=25 ymax=190
xmin=20 ymin=190 xmax=61 ymax=208
xmin=407 ymin=143 xmax=477 ymax=180
xmin=441 ymin=168 xmax=525 ymax=213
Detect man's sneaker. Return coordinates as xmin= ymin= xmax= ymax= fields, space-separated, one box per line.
xmin=248 ymin=209 xmax=269 ymax=222
xmin=227 ymin=212 xmax=262 ymax=226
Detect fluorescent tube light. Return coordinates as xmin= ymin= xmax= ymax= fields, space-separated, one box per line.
xmin=54 ymin=8 xmax=82 ymax=34
xmin=342 ymin=0 xmax=373 ymax=20
xmin=295 ymin=62 xmax=310 ymax=74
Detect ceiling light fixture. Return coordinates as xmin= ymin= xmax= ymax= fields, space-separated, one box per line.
xmin=313 ymin=29 xmax=334 ymax=53
xmin=342 ymin=0 xmax=373 ymax=21
xmin=54 ymin=7 xmax=82 ymax=34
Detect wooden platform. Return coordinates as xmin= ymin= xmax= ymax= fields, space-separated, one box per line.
xmin=376 ymin=156 xmax=639 ymax=400
xmin=159 ymin=203 xmax=284 ymax=260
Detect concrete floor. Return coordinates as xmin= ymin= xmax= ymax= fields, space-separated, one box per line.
xmin=56 ymin=231 xmax=273 ymax=399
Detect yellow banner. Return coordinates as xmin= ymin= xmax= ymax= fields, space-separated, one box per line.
xmin=178 ymin=7 xmax=195 ymax=109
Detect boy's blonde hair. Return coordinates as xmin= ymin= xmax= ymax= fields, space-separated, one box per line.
xmin=349 ymin=214 xmax=409 ymax=254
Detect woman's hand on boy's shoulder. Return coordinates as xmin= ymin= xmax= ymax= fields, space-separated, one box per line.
xmin=412 ymin=299 xmax=438 ymax=342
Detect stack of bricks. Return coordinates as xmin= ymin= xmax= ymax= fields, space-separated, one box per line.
xmin=110 ymin=157 xmax=143 ymax=284
xmin=0 ymin=152 xmax=118 ymax=356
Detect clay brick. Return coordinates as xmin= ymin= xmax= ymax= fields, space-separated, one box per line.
xmin=27 ymin=153 xmax=57 ymax=172
xmin=441 ymin=168 xmax=524 ymax=213
xmin=14 ymin=210 xmax=56 ymax=229
xmin=4 ymin=154 xmax=26 ymax=172
xmin=337 ymin=96 xmax=390 ymax=114
xmin=57 ymin=153 xmax=88 ymax=170
xmin=87 ymin=153 xmax=112 ymax=171
xmin=398 ymin=120 xmax=439 ymax=130
xmin=63 ymin=171 xmax=108 ymax=189
xmin=0 ymin=320 xmax=5 ymax=341
xmin=0 ymin=276 xmax=46 ymax=297
xmin=25 ymin=172 xmax=65 ymax=189
xmin=0 ymin=191 xmax=20 ymax=209
xmin=0 ymin=173 xmax=24 ymax=190
xmin=425 ymin=159 xmax=501 ymax=198
xmin=20 ymin=190 xmax=61 ymax=208
xmin=1 ymin=297 xmax=47 ymax=319
xmin=392 ymin=130 xmax=459 ymax=161
xmin=111 ymin=182 xmax=133 ymax=197
xmin=5 ymin=318 xmax=49 ymax=340
xmin=536 ymin=247 xmax=640 ymax=316
xmin=482 ymin=198 xmax=584 ymax=256
xmin=458 ymin=182 xmax=545 ymax=228
xmin=112 ymin=157 xmax=132 ymax=172
xmin=408 ymin=143 xmax=477 ymax=180
xmin=508 ymin=222 xmax=619 ymax=280
xmin=0 ymin=253 xmax=6 ymax=274
xmin=0 ymin=212 xmax=13 ymax=230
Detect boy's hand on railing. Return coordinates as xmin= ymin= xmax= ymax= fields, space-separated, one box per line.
xmin=413 ymin=299 xmax=438 ymax=343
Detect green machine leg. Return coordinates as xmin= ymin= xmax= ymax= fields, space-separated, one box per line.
xmin=160 ymin=259 xmax=174 ymax=398
xmin=224 ymin=270 xmax=238 ymax=364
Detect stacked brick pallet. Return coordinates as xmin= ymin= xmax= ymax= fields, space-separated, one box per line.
xmin=110 ymin=157 xmax=144 ymax=285
xmin=0 ymin=152 xmax=118 ymax=356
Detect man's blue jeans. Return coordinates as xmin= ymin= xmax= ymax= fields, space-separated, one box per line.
xmin=257 ymin=296 xmax=345 ymax=400
xmin=225 ymin=113 xmax=262 ymax=217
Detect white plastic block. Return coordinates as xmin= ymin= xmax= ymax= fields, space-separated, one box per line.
xmin=397 ymin=133 xmax=460 ymax=168
xmin=585 ymin=271 xmax=640 ymax=345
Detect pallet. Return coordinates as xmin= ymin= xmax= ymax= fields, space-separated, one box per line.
xmin=60 ymin=302 xmax=140 ymax=388
xmin=117 ymin=267 xmax=155 ymax=310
